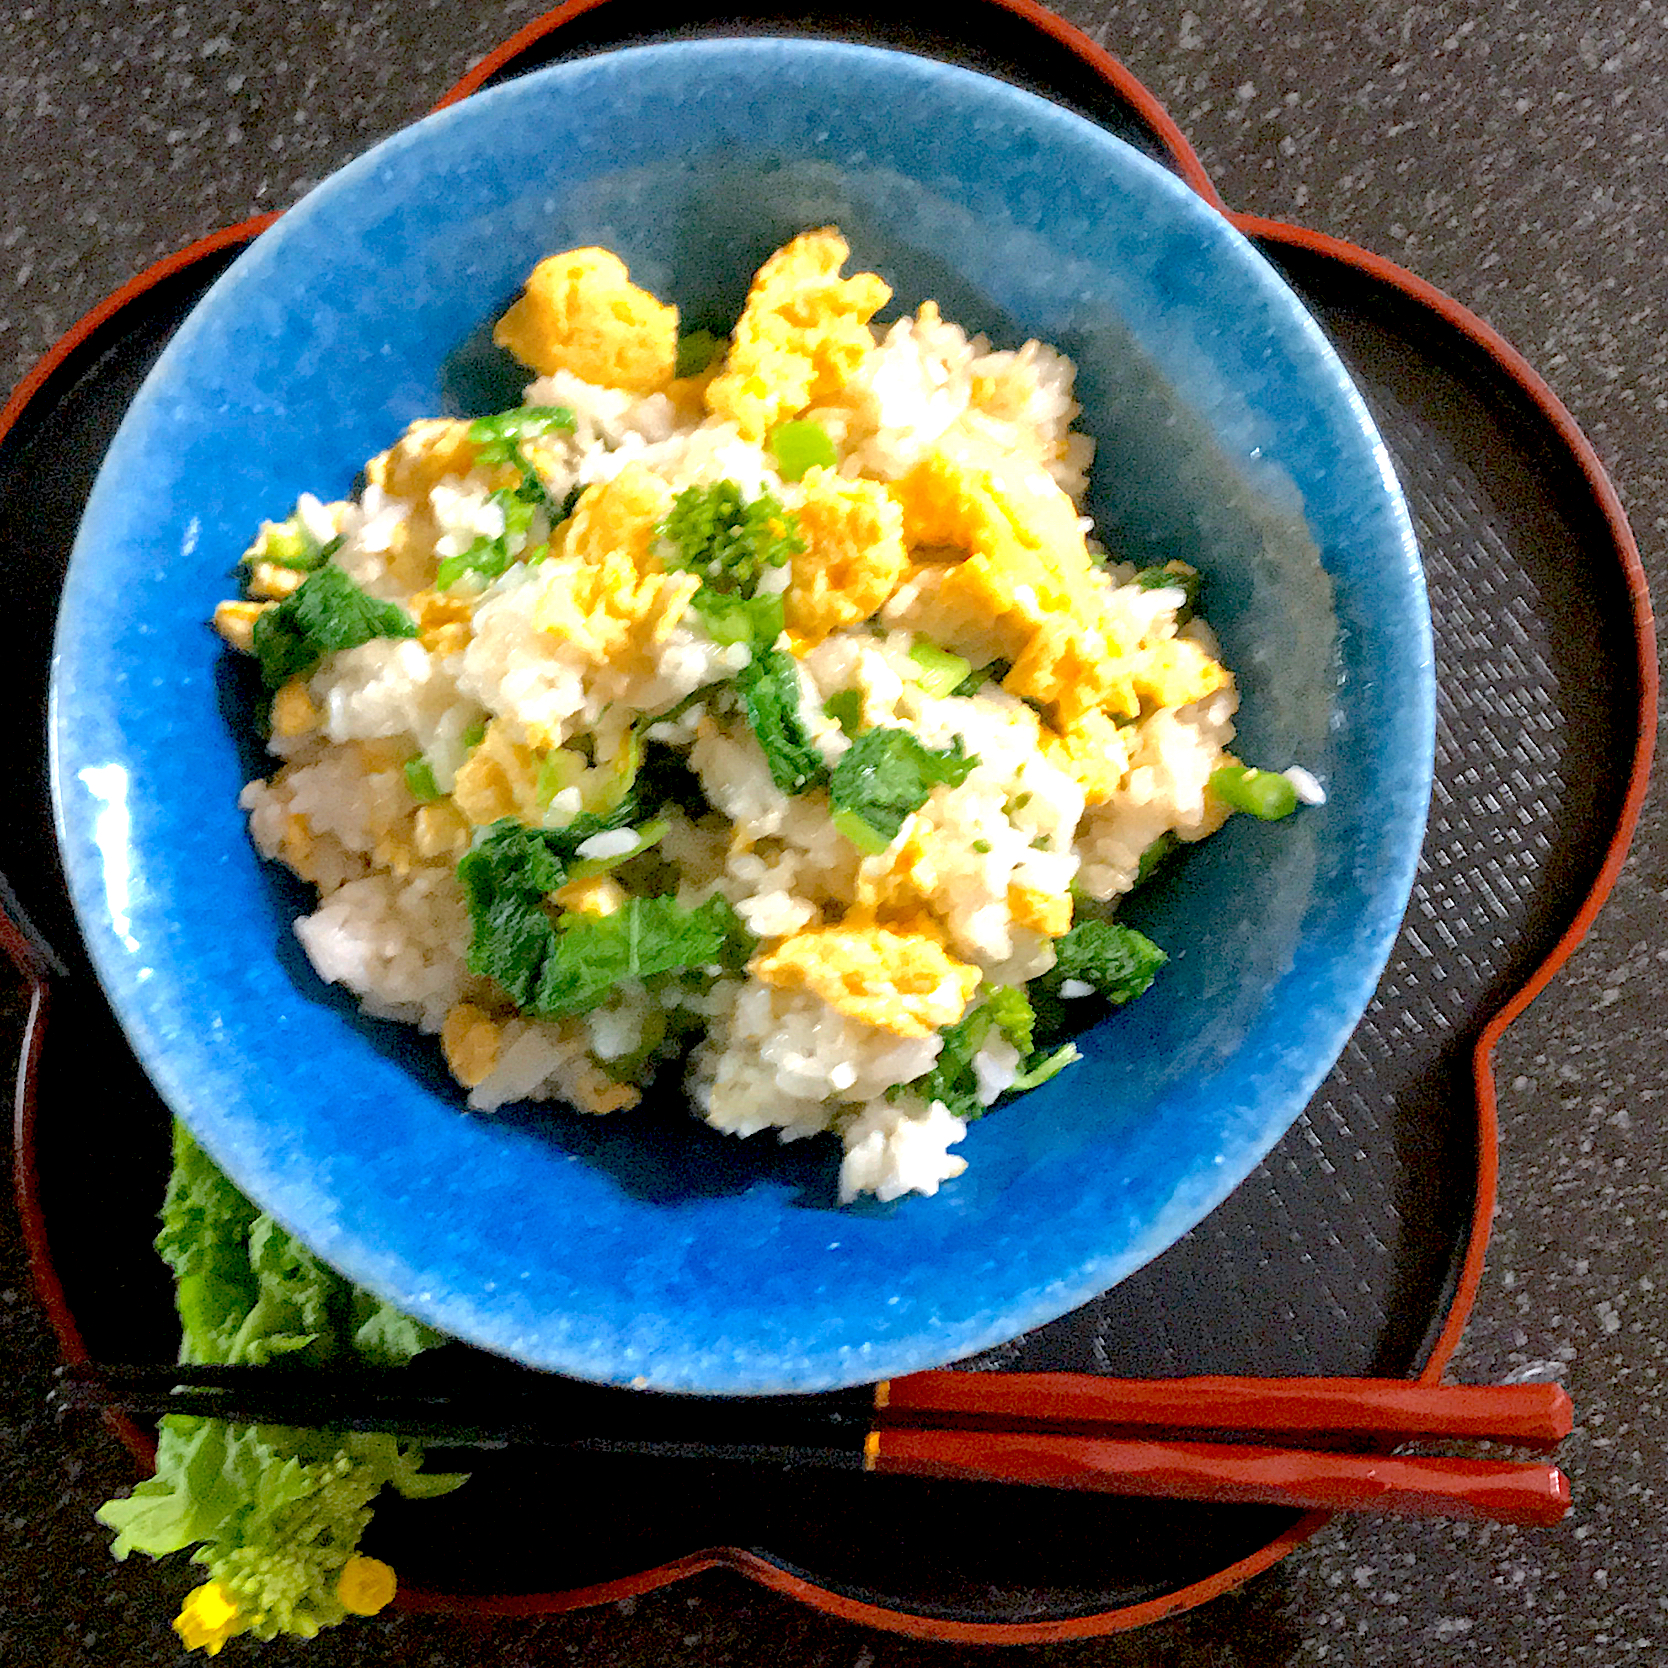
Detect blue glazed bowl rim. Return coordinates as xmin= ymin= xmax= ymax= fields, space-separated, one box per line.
xmin=52 ymin=38 xmax=1433 ymax=1391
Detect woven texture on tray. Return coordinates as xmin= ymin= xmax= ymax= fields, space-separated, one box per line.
xmin=969 ymin=253 xmax=1640 ymax=1387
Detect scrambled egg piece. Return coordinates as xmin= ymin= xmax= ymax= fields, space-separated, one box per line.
xmin=270 ymin=679 xmax=320 ymax=739
xmin=367 ymin=419 xmax=484 ymax=500
xmin=850 ymin=823 xmax=938 ymax=920
xmin=442 ymin=1001 xmax=502 ymax=1089
xmin=410 ymin=588 xmax=476 ymax=657
xmin=412 ymin=800 xmax=471 ymax=861
xmin=243 ymin=561 xmax=307 ymax=600
xmin=893 ymin=445 xmax=1137 ymax=723
xmin=212 ymin=599 xmax=268 ymax=653
xmin=783 ymin=468 xmax=908 ymax=648
xmin=1133 ymin=637 xmax=1232 ymax=709
xmin=451 ymin=720 xmax=544 ymax=826
xmin=514 ymin=465 xmax=695 ymax=687
xmin=559 ymin=464 xmax=675 ymax=572
xmin=1006 ymin=622 xmax=1138 ymax=726
xmin=1041 ymin=709 xmax=1130 ymax=805
xmin=362 ymin=421 xmax=513 ymax=590
xmin=751 ymin=916 xmax=981 ymax=1040
xmin=705 ymin=228 xmax=891 ymax=440
xmin=494 ymin=247 xmax=678 ymax=393
xmin=892 ymin=443 xmax=1228 ymax=726
xmin=532 ymin=550 xmax=700 ymax=676
xmin=1007 ymin=881 xmax=1072 ymax=938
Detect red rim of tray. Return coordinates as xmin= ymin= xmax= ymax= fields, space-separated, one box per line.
xmin=4 ymin=24 xmax=1655 ymax=1648
xmin=430 ymin=0 xmax=1227 ymax=211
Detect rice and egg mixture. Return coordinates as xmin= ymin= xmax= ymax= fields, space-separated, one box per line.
xmin=214 ymin=229 xmax=1317 ymax=1205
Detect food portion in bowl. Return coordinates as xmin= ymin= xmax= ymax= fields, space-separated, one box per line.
xmin=213 ymin=228 xmax=1316 ymax=1204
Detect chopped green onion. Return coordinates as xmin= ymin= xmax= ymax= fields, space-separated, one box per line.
xmin=460 ymin=720 xmax=487 ymax=751
xmin=1136 ymin=831 xmax=1179 ymax=885
xmin=587 ymin=728 xmax=642 ymax=815
xmin=823 ymin=689 xmax=863 ymax=737
xmin=831 ymin=807 xmax=892 ymax=856
xmin=403 ymin=758 xmax=442 ymax=802
xmin=691 ymin=588 xmax=783 ymax=649
xmin=536 ymin=749 xmax=584 ymax=809
xmin=1009 ymin=1042 xmax=1081 ymax=1092
xmin=675 ymin=329 xmax=725 ymax=378
xmin=767 ymin=418 xmax=837 ymax=482
xmin=906 ymin=637 xmax=974 ymax=699
xmin=1210 ymin=764 xmax=1299 ymax=821
xmin=263 ymin=521 xmax=310 ymax=564
xmin=564 ymin=818 xmax=671 ymax=882
xmin=467 ymin=406 xmax=575 ymax=461
xmin=971 ymin=838 xmax=992 ymax=855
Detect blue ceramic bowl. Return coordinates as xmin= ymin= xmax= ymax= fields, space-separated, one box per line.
xmin=52 ymin=40 xmax=1432 ymax=1392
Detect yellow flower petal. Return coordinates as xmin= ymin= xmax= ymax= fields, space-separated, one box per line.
xmin=336 ymin=1554 xmax=398 ymax=1617
xmin=174 ymin=1580 xmax=243 ymax=1656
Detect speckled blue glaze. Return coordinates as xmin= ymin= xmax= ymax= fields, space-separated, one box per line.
xmin=51 ymin=40 xmax=1432 ymax=1393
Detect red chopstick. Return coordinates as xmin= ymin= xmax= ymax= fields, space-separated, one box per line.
xmin=879 ymin=1372 xmax=1574 ymax=1448
xmin=865 ymin=1427 xmax=1571 ymax=1525
xmin=866 ymin=1372 xmax=1573 ymax=1525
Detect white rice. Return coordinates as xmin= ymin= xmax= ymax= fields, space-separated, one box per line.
xmin=222 ymin=253 xmax=1273 ymax=1205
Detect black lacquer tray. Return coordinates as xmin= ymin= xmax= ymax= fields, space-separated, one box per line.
xmin=4 ymin=0 xmax=1652 ymax=1643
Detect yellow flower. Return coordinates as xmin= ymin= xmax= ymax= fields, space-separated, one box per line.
xmin=336 ymin=1554 xmax=398 ymax=1617
xmin=173 ymin=1580 xmax=242 ymax=1656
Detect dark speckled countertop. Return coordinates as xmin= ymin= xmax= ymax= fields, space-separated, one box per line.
xmin=3 ymin=3 xmax=1664 ymax=1663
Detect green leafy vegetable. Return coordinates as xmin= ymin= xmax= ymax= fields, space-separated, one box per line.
xmin=981 ymin=983 xmax=1036 ymax=1056
xmin=892 ymin=1005 xmax=989 ymax=1122
xmin=456 ymin=818 xmax=752 ymax=1015
xmin=96 ymin=1125 xmax=463 ymax=1649
xmin=460 ymin=719 xmax=487 ymax=751
xmin=656 ymin=480 xmax=804 ymax=657
xmin=1049 ymin=919 xmax=1168 ymax=1006
xmin=464 ymin=406 xmax=575 ymax=518
xmin=250 ymin=563 xmax=418 ymax=688
xmin=822 ymin=688 xmax=863 ymax=737
xmin=154 ymin=1123 xmax=448 ymax=1373
xmin=456 ymin=820 xmax=573 ymax=1008
xmin=658 ymin=480 xmax=805 ymax=594
xmin=1134 ymin=560 xmax=1201 ymax=618
xmin=906 ymin=637 xmax=974 ymax=699
xmin=674 ymin=329 xmax=725 ymax=378
xmin=767 ymin=418 xmax=837 ymax=482
xmin=736 ymin=646 xmax=828 ymax=795
xmin=889 ymin=984 xmax=1042 ymax=1123
xmin=827 ymin=727 xmax=978 ymax=849
xmin=1210 ymin=764 xmax=1300 ymax=821
xmin=533 ymin=894 xmax=752 ymax=1015
xmin=435 ymin=488 xmax=539 ymax=591
xmin=99 ymin=1418 xmax=462 ymax=1644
